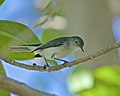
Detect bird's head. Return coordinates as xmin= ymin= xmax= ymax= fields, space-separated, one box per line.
xmin=70 ymin=36 xmax=84 ymax=52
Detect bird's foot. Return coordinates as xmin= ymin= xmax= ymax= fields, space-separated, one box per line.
xmin=44 ymin=64 xmax=49 ymax=70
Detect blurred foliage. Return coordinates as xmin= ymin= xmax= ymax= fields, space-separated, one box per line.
xmin=68 ymin=67 xmax=94 ymax=93
xmin=69 ymin=66 xmax=120 ymax=96
xmin=41 ymin=28 xmax=66 ymax=42
xmin=0 ymin=0 xmax=4 ymax=5
xmin=34 ymin=0 xmax=65 ymax=29
xmin=41 ymin=0 xmax=62 ymax=17
xmin=34 ymin=15 xmax=67 ymax=30
xmin=37 ymin=0 xmax=51 ymax=10
xmin=0 ymin=20 xmax=41 ymax=60
xmin=0 ymin=61 xmax=10 ymax=95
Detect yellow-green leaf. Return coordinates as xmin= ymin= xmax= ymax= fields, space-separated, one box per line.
xmin=0 ymin=90 xmax=10 ymax=96
xmin=0 ymin=61 xmax=6 ymax=75
xmin=0 ymin=0 xmax=4 ymax=5
xmin=0 ymin=20 xmax=41 ymax=60
xmin=47 ymin=59 xmax=58 ymax=66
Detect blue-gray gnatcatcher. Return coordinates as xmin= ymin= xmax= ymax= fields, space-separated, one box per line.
xmin=11 ymin=36 xmax=84 ymax=66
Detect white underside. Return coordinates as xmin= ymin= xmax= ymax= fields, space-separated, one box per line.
xmin=34 ymin=44 xmax=80 ymax=60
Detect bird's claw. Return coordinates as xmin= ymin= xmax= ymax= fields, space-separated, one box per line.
xmin=44 ymin=64 xmax=49 ymax=69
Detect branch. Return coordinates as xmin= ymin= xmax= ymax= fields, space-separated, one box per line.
xmin=0 ymin=74 xmax=56 ymax=96
xmin=0 ymin=43 xmax=120 ymax=72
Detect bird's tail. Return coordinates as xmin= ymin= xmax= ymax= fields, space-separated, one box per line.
xmin=10 ymin=45 xmax=38 ymax=52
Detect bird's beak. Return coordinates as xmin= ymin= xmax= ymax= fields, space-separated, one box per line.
xmin=80 ymin=47 xmax=84 ymax=52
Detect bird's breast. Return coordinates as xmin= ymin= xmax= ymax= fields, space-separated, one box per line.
xmin=34 ymin=45 xmax=79 ymax=60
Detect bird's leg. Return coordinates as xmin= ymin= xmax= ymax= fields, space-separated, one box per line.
xmin=51 ymin=53 xmax=69 ymax=64
xmin=34 ymin=54 xmax=49 ymax=66
xmin=43 ymin=56 xmax=49 ymax=66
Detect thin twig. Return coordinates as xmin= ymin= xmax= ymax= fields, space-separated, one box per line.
xmin=0 ymin=74 xmax=56 ymax=96
xmin=0 ymin=43 xmax=120 ymax=72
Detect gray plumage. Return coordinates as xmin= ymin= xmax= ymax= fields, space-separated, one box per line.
xmin=11 ymin=36 xmax=84 ymax=61
xmin=32 ymin=37 xmax=67 ymax=51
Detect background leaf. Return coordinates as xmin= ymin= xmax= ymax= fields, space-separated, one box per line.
xmin=41 ymin=28 xmax=66 ymax=42
xmin=77 ymin=66 xmax=120 ymax=96
xmin=0 ymin=0 xmax=4 ymax=5
xmin=0 ymin=20 xmax=41 ymax=60
xmin=68 ymin=67 xmax=94 ymax=94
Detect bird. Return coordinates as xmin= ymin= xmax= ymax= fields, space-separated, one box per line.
xmin=11 ymin=36 xmax=84 ymax=66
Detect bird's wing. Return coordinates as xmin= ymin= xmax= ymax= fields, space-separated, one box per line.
xmin=32 ymin=37 xmax=68 ymax=52
xmin=24 ymin=44 xmax=42 ymax=46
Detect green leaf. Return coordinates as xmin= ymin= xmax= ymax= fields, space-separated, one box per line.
xmin=0 ymin=90 xmax=10 ymax=96
xmin=0 ymin=20 xmax=41 ymax=60
xmin=0 ymin=0 xmax=4 ymax=5
xmin=0 ymin=61 xmax=6 ymax=75
xmin=95 ymin=66 xmax=120 ymax=86
xmin=47 ymin=59 xmax=58 ymax=66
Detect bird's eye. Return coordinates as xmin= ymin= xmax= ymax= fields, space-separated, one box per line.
xmin=75 ymin=40 xmax=78 ymax=44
